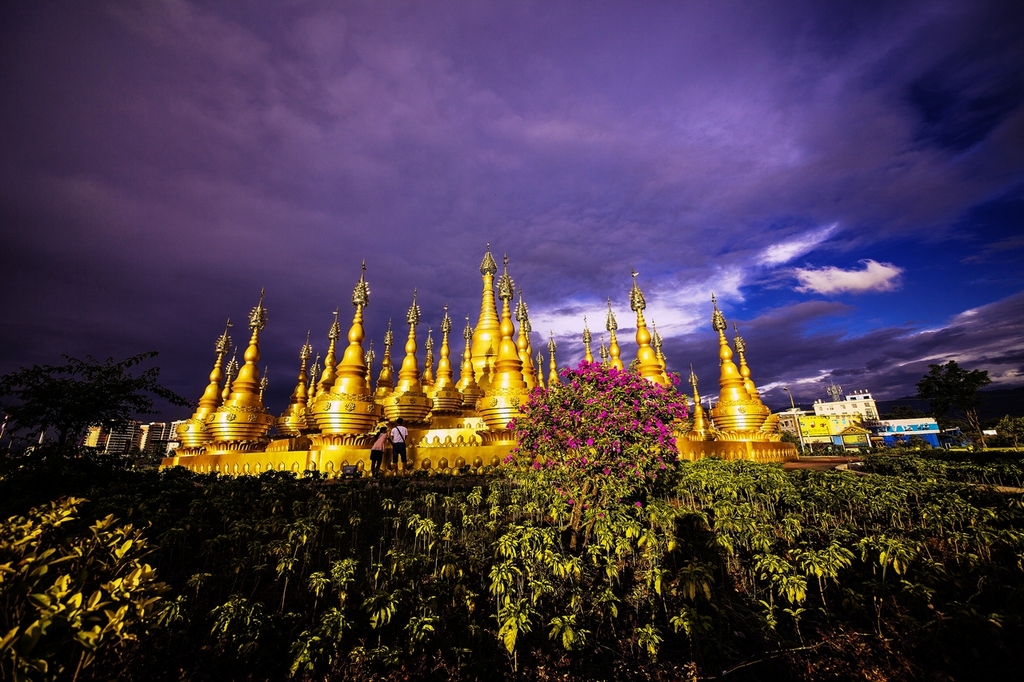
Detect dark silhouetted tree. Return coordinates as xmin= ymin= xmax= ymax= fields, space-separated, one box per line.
xmin=0 ymin=352 xmax=190 ymax=448
xmin=916 ymin=361 xmax=991 ymax=447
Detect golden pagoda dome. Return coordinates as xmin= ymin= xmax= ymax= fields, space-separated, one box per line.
xmin=382 ymin=290 xmax=433 ymax=424
xmin=547 ymin=333 xmax=561 ymax=386
xmin=471 ymin=244 xmax=500 ymax=389
xmin=177 ymin=320 xmax=232 ymax=448
xmin=312 ymin=263 xmax=380 ymax=437
xmin=515 ymin=289 xmax=538 ymax=389
xmin=582 ymin=317 xmax=594 ymax=364
xmin=476 ymin=254 xmax=530 ymax=431
xmin=375 ymin=320 xmax=395 ymax=398
xmin=277 ymin=332 xmax=313 ymax=437
xmin=630 ymin=269 xmax=668 ymax=386
xmin=707 ymin=294 xmax=771 ymax=436
xmin=430 ymin=304 xmax=464 ymax=413
xmin=457 ymin=315 xmax=483 ymax=409
xmin=206 ymin=291 xmax=276 ymax=445
xmin=606 ymin=299 xmax=624 ymax=371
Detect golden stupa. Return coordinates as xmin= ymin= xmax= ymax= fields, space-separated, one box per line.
xmin=163 ymin=249 xmax=794 ymax=477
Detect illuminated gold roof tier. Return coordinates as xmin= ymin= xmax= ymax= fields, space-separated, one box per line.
xmin=430 ymin=305 xmax=463 ymax=413
xmin=382 ymin=290 xmax=432 ymax=424
xmin=375 ymin=320 xmax=395 ymax=398
xmin=476 ymin=255 xmax=530 ymax=431
xmin=630 ymin=270 xmax=669 ymax=387
xmin=312 ymin=264 xmax=380 ymax=436
xmin=471 ymin=244 xmax=500 ymax=389
xmin=707 ymin=295 xmax=771 ymax=434
xmin=606 ymin=300 xmax=624 ymax=371
xmin=206 ymin=291 xmax=275 ymax=444
xmin=582 ymin=317 xmax=594 ymax=364
xmin=177 ymin=320 xmax=232 ymax=448
xmin=277 ymin=331 xmax=312 ymax=437
xmin=515 ymin=290 xmax=537 ymax=390
xmin=456 ymin=316 xmax=483 ymax=409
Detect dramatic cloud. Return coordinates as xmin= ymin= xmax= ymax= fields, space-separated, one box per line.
xmin=793 ymin=260 xmax=904 ymax=295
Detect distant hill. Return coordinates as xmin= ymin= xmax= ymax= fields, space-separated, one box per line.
xmin=876 ymin=386 xmax=1024 ymax=422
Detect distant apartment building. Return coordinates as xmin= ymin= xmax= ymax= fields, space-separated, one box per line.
xmin=812 ymin=390 xmax=879 ymax=421
xmin=84 ymin=420 xmax=185 ymax=456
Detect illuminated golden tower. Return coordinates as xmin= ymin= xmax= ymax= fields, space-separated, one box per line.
xmin=582 ymin=317 xmax=594 ymax=364
xmin=472 ymin=244 xmax=501 ymax=388
xmin=686 ymin=365 xmax=711 ymax=442
xmin=421 ymin=329 xmax=435 ymax=389
xmin=457 ymin=316 xmax=483 ymax=409
xmin=547 ymin=334 xmax=561 ymax=386
xmin=177 ymin=320 xmax=232 ymax=448
xmin=206 ymin=291 xmax=276 ymax=445
xmin=364 ymin=343 xmax=375 ymax=386
xmin=312 ymin=263 xmax=380 ymax=437
xmin=733 ymin=323 xmax=762 ymax=401
xmin=606 ymin=299 xmax=624 ymax=371
xmin=430 ymin=305 xmax=464 ymax=413
xmin=375 ymin=320 xmax=394 ymax=398
xmin=477 ymin=255 xmax=529 ymax=431
xmin=383 ymin=290 xmax=432 ymax=423
xmin=630 ymin=269 xmax=668 ymax=386
xmin=707 ymin=295 xmax=771 ymax=434
xmin=277 ymin=332 xmax=312 ymax=437
xmin=515 ymin=289 xmax=537 ymax=390
xmin=317 ymin=310 xmax=341 ymax=393
xmin=221 ymin=351 xmax=238 ymax=403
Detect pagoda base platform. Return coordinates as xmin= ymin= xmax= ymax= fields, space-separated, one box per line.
xmin=676 ymin=439 xmax=798 ymax=463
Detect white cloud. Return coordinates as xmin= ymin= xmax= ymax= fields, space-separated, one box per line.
xmin=793 ymin=259 xmax=903 ymax=295
xmin=759 ymin=223 xmax=838 ymax=266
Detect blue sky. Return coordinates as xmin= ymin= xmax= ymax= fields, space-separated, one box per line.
xmin=1 ymin=0 xmax=1022 ymax=415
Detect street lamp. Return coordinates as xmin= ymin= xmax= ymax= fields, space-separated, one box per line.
xmin=781 ymin=387 xmax=806 ymax=454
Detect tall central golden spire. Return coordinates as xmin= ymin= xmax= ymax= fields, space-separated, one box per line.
xmin=477 ymin=254 xmax=529 ymax=432
xmin=515 ymin=289 xmax=537 ymax=389
xmin=430 ymin=305 xmax=463 ymax=413
xmin=471 ymin=244 xmax=501 ymax=388
xmin=582 ymin=317 xmax=594 ymax=364
xmin=606 ymin=299 xmax=624 ymax=371
xmin=177 ymin=319 xmax=232 ymax=448
xmin=630 ymin=269 xmax=668 ymax=386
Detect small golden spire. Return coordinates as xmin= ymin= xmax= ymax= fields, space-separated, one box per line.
xmin=547 ymin=333 xmax=561 ymax=386
xmin=599 ymin=334 xmax=609 ymax=368
xmin=473 ymin=244 xmax=501 ymax=386
xmin=317 ymin=309 xmax=341 ymax=392
xmin=230 ymin=291 xmax=268 ymax=397
xmin=307 ymin=353 xmax=320 ymax=402
xmin=431 ymin=304 xmax=462 ymax=412
xmin=376 ymin=319 xmax=394 ymax=395
xmin=457 ymin=315 xmax=483 ymax=408
xmin=330 ymin=264 xmax=372 ymax=396
xmin=686 ymin=365 xmax=709 ymax=441
xmin=515 ymin=288 xmax=537 ymax=389
xmin=733 ymin=322 xmax=762 ymax=400
xmin=631 ymin=269 xmax=667 ymax=386
xmin=396 ymin=290 xmax=423 ymax=392
xmin=276 ymin=332 xmax=313 ymax=437
xmin=176 ymin=319 xmax=233 ymax=448
xmin=364 ymin=341 xmax=375 ymax=385
xmin=421 ymin=328 xmax=435 ymax=388
xmin=606 ymin=298 xmax=623 ymax=371
xmin=259 ymin=367 xmax=269 ymax=402
xmin=652 ymin=319 xmax=669 ymax=384
xmin=535 ymin=351 xmax=545 ymax=389
xmin=582 ymin=316 xmax=594 ymax=364
xmin=222 ymin=351 xmax=238 ymax=402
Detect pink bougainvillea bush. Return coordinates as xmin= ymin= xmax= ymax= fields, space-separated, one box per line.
xmin=507 ymin=362 xmax=688 ymax=544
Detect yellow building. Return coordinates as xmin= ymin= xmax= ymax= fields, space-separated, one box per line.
xmin=162 ymin=250 xmax=796 ymax=477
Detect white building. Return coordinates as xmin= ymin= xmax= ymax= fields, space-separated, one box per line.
xmin=812 ymin=389 xmax=878 ymax=421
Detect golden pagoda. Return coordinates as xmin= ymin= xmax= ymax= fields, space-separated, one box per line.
xmin=606 ymin=300 xmax=624 ymax=370
xmin=630 ymin=270 xmax=668 ymax=387
xmin=456 ymin=316 xmax=483 ymax=409
xmin=429 ymin=306 xmax=464 ymax=414
xmin=375 ymin=320 xmax=394 ymax=399
xmin=684 ymin=365 xmax=712 ymax=442
xmin=476 ymin=255 xmax=529 ymax=434
xmin=205 ymin=291 xmax=276 ymax=450
xmin=472 ymin=244 xmax=501 ymax=389
xmin=515 ymin=289 xmax=537 ymax=390
xmin=421 ymin=329 xmax=435 ymax=390
xmin=582 ymin=317 xmax=594 ymax=364
xmin=535 ymin=351 xmax=545 ymax=389
xmin=176 ymin=320 xmax=232 ymax=449
xmin=381 ymin=290 xmax=432 ymax=425
xmin=547 ymin=334 xmax=560 ymax=386
xmin=276 ymin=331 xmax=312 ymax=438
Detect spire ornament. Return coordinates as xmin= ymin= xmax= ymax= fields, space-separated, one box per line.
xmin=457 ymin=315 xmax=483 ymax=409
xmin=606 ymin=299 xmax=623 ymax=371
xmin=430 ymin=304 xmax=463 ymax=413
xmin=383 ymin=290 xmax=432 ymax=423
xmin=547 ymin=333 xmax=561 ymax=386
xmin=685 ymin=365 xmax=710 ymax=442
xmin=422 ymin=328 xmax=435 ymax=388
xmin=515 ymin=288 xmax=537 ymax=389
xmin=733 ymin=322 xmax=761 ymax=400
xmin=582 ymin=317 xmax=594 ymax=364
xmin=535 ymin=351 xmax=545 ymax=389
xmin=222 ymin=351 xmax=238 ymax=403
xmin=375 ymin=319 xmax=395 ymax=397
xmin=631 ymin=270 xmax=667 ymax=386
xmin=472 ymin=244 xmax=501 ymax=387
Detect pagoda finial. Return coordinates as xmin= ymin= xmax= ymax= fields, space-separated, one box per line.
xmin=276 ymin=333 xmax=314 ymax=437
xmin=515 ymin=287 xmax=537 ymax=389
xmin=472 ymin=245 xmax=501 ymax=387
xmin=732 ymin=322 xmax=761 ymax=400
xmin=222 ymin=351 xmax=238 ymax=402
xmin=376 ymin=319 xmax=395 ymax=395
xmin=599 ymin=334 xmax=609 ymax=368
xmin=606 ymin=298 xmax=623 ymax=370
xmin=317 ymin=308 xmax=341 ymax=392
xmin=547 ymin=332 xmax=560 ymax=386
xmin=480 ymin=243 xmax=497 ymax=275
xmin=631 ymin=270 xmax=666 ymax=385
xmin=686 ymin=364 xmax=710 ymax=441
xmin=430 ymin=304 xmax=462 ymax=412
xmin=364 ymin=341 xmax=375 ymax=385
xmin=582 ymin=316 xmax=594 ymax=364
xmin=259 ymin=367 xmax=269 ymax=401
xmin=629 ymin=268 xmax=646 ymax=312
xmin=352 ymin=259 xmax=370 ymax=308
xmin=457 ymin=314 xmax=483 ymax=408
xmin=422 ymin=327 xmax=435 ymax=388
xmin=497 ymin=254 xmax=514 ymax=301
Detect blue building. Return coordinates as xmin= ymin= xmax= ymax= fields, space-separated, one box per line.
xmin=873 ymin=418 xmax=941 ymax=448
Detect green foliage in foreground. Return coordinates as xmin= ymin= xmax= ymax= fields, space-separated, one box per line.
xmin=1 ymin=452 xmax=1023 ymax=681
